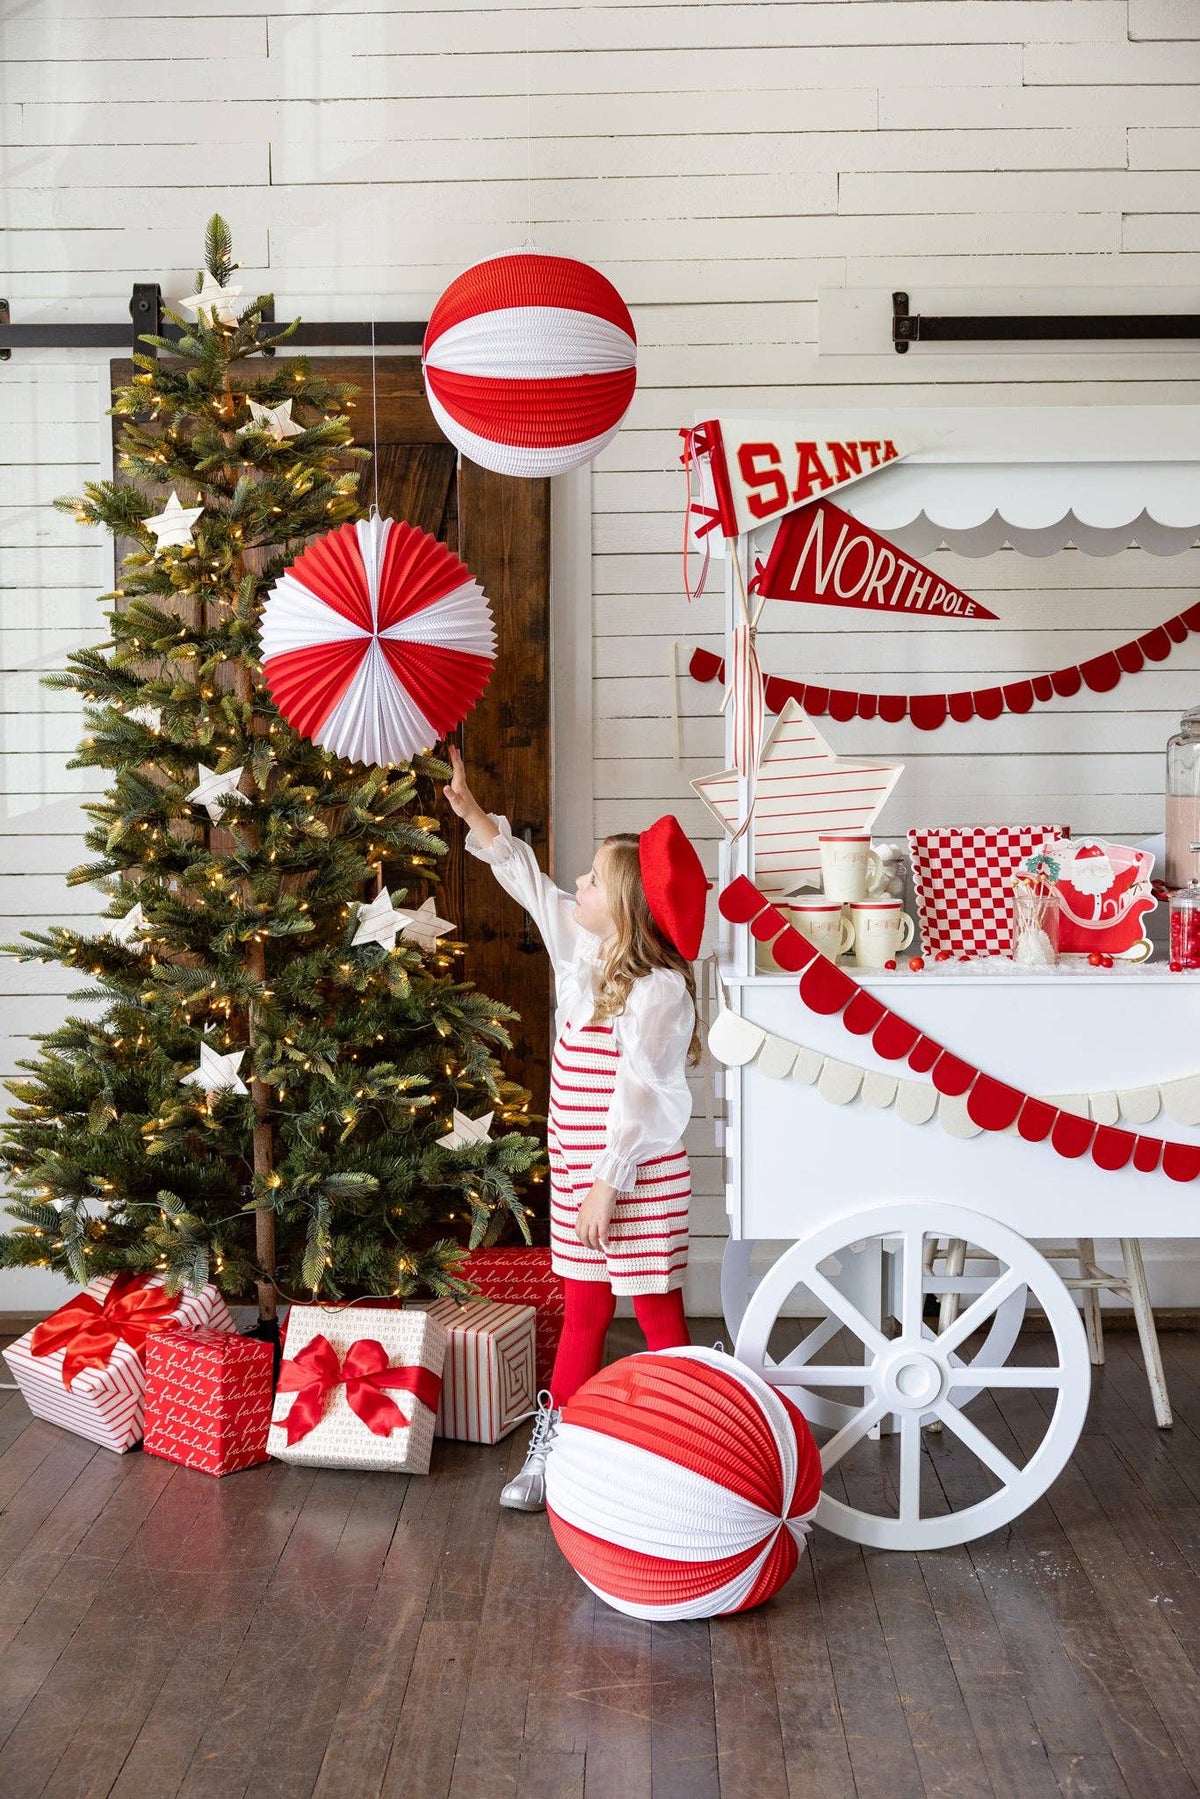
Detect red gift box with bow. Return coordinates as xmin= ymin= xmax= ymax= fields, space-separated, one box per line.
xmin=268 ymin=1304 xmax=448 ymax=1473
xmin=3 ymin=1273 xmax=235 ymax=1453
xmin=143 ymin=1327 xmax=274 ymax=1477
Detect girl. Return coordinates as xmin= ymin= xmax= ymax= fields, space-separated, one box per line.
xmin=444 ymin=745 xmax=708 ymax=1511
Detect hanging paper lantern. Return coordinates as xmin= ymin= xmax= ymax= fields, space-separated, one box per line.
xmin=259 ymin=515 xmax=495 ymax=766
xmin=545 ymin=1347 xmax=821 ymax=1621
xmin=422 ymin=251 xmax=637 ymax=478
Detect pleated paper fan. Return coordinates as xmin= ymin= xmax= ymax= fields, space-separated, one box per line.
xmin=545 ymin=1347 xmax=822 ymax=1621
xmin=422 ymin=252 xmax=637 ymax=478
xmin=259 ymin=516 xmax=496 ymax=766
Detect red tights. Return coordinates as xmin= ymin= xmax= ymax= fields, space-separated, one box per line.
xmin=549 ymin=1278 xmax=691 ymax=1406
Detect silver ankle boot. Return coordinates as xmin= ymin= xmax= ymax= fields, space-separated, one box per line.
xmin=500 ymin=1392 xmax=560 ymax=1512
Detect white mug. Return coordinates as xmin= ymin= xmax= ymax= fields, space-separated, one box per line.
xmin=819 ymin=833 xmax=886 ymax=904
xmin=788 ymin=896 xmax=855 ymax=963
xmin=849 ymin=898 xmax=916 ymax=968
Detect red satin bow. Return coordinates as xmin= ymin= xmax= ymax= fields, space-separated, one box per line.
xmin=30 ymin=1272 xmax=179 ymax=1390
xmin=276 ymin=1335 xmax=442 ymax=1446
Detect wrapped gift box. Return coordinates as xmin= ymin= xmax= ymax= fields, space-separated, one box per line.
xmin=458 ymin=1247 xmax=563 ymax=1392
xmin=908 ymin=824 xmax=1068 ymax=960
xmin=268 ymin=1305 xmax=447 ymax=1474
xmin=3 ymin=1273 xmax=235 ymax=1453
xmin=420 ymin=1298 xmax=536 ymax=1444
xmin=143 ymin=1327 xmax=274 ymax=1477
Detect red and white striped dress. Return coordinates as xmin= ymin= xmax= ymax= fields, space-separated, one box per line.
xmin=547 ymin=1018 xmax=691 ymax=1295
xmin=465 ymin=815 xmax=695 ymax=1299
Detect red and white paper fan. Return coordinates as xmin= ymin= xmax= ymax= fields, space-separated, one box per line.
xmin=422 ymin=251 xmax=637 ymax=478
xmin=259 ymin=516 xmax=495 ymax=766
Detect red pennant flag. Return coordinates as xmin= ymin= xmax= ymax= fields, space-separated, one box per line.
xmin=753 ymin=499 xmax=998 ymax=622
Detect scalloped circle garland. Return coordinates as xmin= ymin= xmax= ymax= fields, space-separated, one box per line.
xmin=718 ymin=874 xmax=1200 ymax=1182
xmin=690 ymin=596 xmax=1200 ymax=731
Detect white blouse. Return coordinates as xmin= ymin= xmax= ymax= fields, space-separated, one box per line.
xmin=465 ymin=815 xmax=695 ymax=1193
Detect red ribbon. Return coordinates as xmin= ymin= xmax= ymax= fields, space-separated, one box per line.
xmin=30 ymin=1272 xmax=179 ymax=1390
xmin=276 ymin=1335 xmax=442 ymax=1446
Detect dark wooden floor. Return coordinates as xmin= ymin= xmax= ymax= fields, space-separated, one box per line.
xmin=2 ymin=1322 xmax=1200 ymax=1799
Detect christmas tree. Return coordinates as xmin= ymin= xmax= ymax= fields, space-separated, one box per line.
xmin=0 ymin=217 xmax=542 ymax=1329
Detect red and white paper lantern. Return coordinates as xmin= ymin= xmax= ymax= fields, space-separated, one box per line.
xmin=259 ymin=515 xmax=495 ymax=766
xmin=545 ymin=1347 xmax=822 ymax=1621
xmin=422 ymin=252 xmax=637 ymax=478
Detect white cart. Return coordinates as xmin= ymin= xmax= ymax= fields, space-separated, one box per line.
xmin=703 ymin=406 xmax=1200 ymax=1550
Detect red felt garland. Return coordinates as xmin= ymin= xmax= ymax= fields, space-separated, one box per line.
xmin=719 ymin=875 xmax=1200 ymax=1182
xmin=690 ymin=597 xmax=1200 ymax=730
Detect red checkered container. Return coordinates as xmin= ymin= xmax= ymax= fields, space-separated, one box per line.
xmin=458 ymin=1248 xmax=564 ymax=1393
xmin=908 ymin=825 xmax=1068 ymax=960
xmin=143 ymin=1327 xmax=274 ymax=1477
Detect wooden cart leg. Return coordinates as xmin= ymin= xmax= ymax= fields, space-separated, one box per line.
xmin=1119 ymin=1237 xmax=1173 ymax=1430
xmin=1077 ymin=1238 xmax=1106 ymax=1367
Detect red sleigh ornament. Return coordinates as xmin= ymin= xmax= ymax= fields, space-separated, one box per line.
xmin=1051 ymin=838 xmax=1157 ymax=960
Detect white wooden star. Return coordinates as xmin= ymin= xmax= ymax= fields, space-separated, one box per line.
xmin=144 ymin=490 xmax=203 ymax=552
xmin=351 ymin=888 xmax=409 ymax=950
xmin=692 ymin=697 xmax=904 ymax=897
xmin=437 ymin=1109 xmax=494 ymax=1151
xmin=127 ymin=703 xmax=161 ymax=731
xmin=239 ymin=398 xmax=304 ymax=442
xmin=187 ymin=762 xmax=248 ymax=824
xmin=395 ymin=896 xmax=455 ymax=953
xmin=107 ymin=903 xmax=146 ymax=947
xmin=181 ymin=1043 xmax=249 ymax=1097
xmin=179 ymin=273 xmax=243 ymax=326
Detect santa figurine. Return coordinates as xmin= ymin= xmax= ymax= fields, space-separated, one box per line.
xmin=1054 ymin=837 xmax=1156 ymax=957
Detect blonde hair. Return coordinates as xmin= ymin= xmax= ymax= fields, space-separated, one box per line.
xmin=590 ymin=833 xmax=703 ymax=1066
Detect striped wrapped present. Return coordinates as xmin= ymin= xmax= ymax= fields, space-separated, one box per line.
xmin=4 ymin=1273 xmax=235 ymax=1453
xmin=421 ymin=1298 xmax=537 ymax=1444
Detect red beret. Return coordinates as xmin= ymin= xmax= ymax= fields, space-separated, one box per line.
xmin=638 ymin=815 xmax=709 ymax=961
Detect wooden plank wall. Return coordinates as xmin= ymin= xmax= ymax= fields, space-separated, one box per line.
xmin=3 ymin=0 xmax=1200 ymax=1313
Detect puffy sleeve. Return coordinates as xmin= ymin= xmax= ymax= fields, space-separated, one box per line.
xmin=463 ymin=813 xmax=582 ymax=973
xmin=591 ymin=969 xmax=695 ymax=1193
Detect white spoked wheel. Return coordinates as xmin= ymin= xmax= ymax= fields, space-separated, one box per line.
xmin=722 ymin=1233 xmax=1026 ymax=1431
xmin=734 ymin=1202 xmax=1090 ymax=1550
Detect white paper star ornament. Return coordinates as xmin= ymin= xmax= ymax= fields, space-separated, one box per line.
xmin=188 ymin=762 xmax=248 ymax=824
xmin=351 ymin=888 xmax=408 ymax=950
xmin=108 ymin=903 xmax=146 ymax=947
xmin=144 ymin=490 xmax=203 ymax=552
xmin=437 ymin=1109 xmax=495 ymax=1151
xmin=396 ymin=897 xmax=455 ymax=953
xmin=181 ymin=1043 xmax=249 ymax=1097
xmin=692 ymin=698 xmax=903 ymax=897
xmin=239 ymin=398 xmax=304 ymax=442
xmin=179 ymin=273 xmax=243 ymax=326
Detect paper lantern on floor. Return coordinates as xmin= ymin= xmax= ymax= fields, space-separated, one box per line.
xmin=259 ymin=514 xmax=495 ymax=766
xmin=545 ymin=1347 xmax=822 ymax=1621
xmin=422 ymin=251 xmax=637 ymax=477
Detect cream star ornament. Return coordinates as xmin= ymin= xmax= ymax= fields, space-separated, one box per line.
xmin=351 ymin=888 xmax=410 ymax=950
xmin=181 ymin=1043 xmax=249 ymax=1098
xmin=127 ymin=703 xmax=161 ymax=731
xmin=187 ymin=762 xmax=249 ymax=824
xmin=144 ymin=490 xmax=203 ymax=553
xmin=691 ymin=697 xmax=904 ymax=898
xmin=179 ymin=272 xmax=243 ymax=326
xmin=239 ymin=398 xmax=304 ymax=442
xmin=437 ymin=1109 xmax=495 ymax=1151
xmin=395 ymin=896 xmax=455 ymax=953
xmin=107 ymin=903 xmax=146 ymax=947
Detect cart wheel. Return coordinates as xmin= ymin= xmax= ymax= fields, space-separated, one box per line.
xmin=723 ymin=1232 xmax=1025 ymax=1431
xmin=734 ymin=1202 xmax=1090 ymax=1550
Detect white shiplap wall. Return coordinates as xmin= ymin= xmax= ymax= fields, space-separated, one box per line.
xmin=4 ymin=0 xmax=1200 ymax=1315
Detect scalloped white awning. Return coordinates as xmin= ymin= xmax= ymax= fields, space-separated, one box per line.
xmin=705 ymin=406 xmax=1200 ymax=558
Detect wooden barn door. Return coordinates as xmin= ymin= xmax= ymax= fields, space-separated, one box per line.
xmin=110 ymin=355 xmax=553 ymax=1128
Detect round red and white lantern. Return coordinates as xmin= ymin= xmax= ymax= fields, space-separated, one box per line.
xmin=545 ymin=1347 xmax=822 ymax=1621
xmin=422 ymin=251 xmax=637 ymax=478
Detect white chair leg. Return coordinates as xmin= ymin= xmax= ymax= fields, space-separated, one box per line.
xmin=938 ymin=1237 xmax=966 ymax=1334
xmin=1077 ymin=1237 xmax=1106 ymax=1367
xmin=1119 ymin=1238 xmax=1173 ymax=1430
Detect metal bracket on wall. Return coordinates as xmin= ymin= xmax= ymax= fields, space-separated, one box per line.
xmin=892 ymin=289 xmax=1200 ymax=353
xmin=0 ymin=287 xmax=425 ymax=359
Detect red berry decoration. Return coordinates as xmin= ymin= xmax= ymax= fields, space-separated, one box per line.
xmin=908 ymin=956 xmax=925 ymax=972
xmin=1087 ymin=951 xmax=1104 ymax=966
xmin=935 ymin=950 xmax=953 ymax=962
xmin=1101 ymin=954 xmax=1114 ymax=968
xmin=883 ymin=959 xmax=897 ymax=971
xmin=1171 ymin=960 xmax=1184 ymax=973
